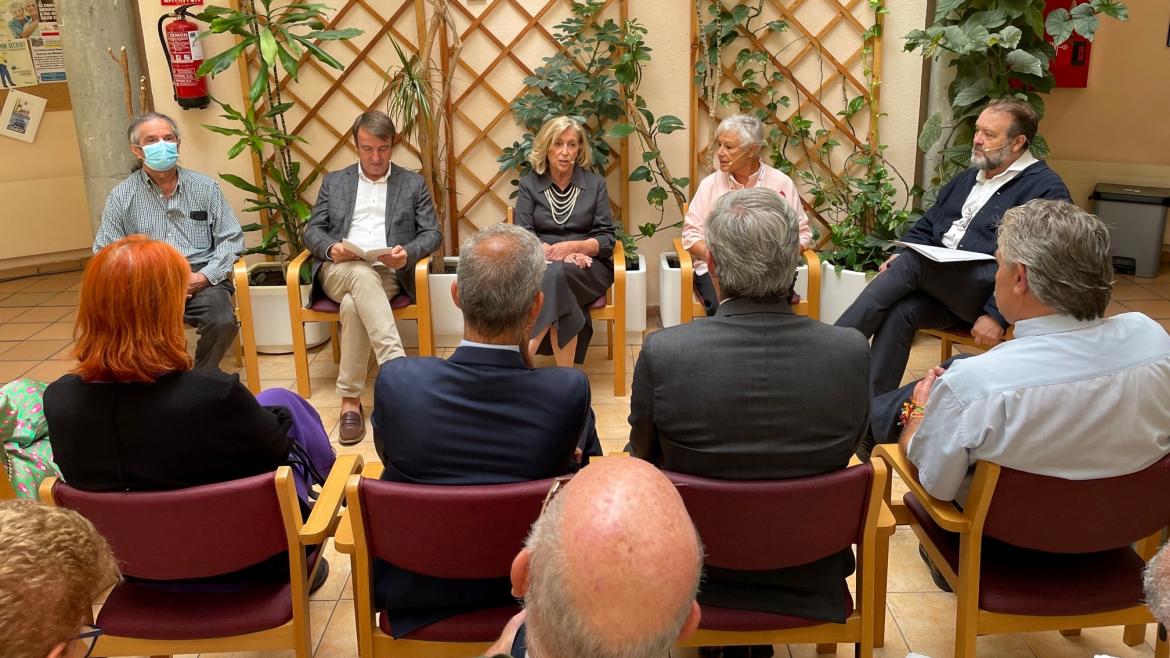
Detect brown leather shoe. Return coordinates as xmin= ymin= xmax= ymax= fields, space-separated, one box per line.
xmin=338 ymin=407 xmax=365 ymax=445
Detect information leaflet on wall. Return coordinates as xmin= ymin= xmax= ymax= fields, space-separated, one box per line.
xmin=0 ymin=39 xmax=37 ymax=88
xmin=0 ymin=88 xmax=47 ymax=142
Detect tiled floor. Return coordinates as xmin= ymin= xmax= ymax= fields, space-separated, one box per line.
xmin=5 ymin=264 xmax=1170 ymax=658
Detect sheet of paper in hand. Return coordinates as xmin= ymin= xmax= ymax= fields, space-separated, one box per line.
xmin=894 ymin=242 xmax=996 ymax=263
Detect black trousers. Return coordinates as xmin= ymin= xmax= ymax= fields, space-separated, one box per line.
xmin=857 ymin=354 xmax=972 ymax=461
xmin=184 ymin=280 xmax=239 ymax=371
xmin=834 ymin=251 xmax=998 ymax=395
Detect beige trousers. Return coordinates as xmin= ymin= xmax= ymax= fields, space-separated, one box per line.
xmin=320 ymin=260 xmax=405 ymax=398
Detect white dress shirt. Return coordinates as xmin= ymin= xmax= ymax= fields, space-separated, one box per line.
xmin=908 ymin=312 xmax=1170 ymax=502
xmin=941 ymin=152 xmax=1039 ymax=249
xmin=346 ymin=165 xmax=390 ymax=252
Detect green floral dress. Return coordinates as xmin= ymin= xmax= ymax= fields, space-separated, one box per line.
xmin=1 ymin=378 xmax=60 ymax=499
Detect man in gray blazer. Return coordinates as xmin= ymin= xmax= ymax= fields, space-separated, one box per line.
xmin=629 ymin=188 xmax=870 ymax=648
xmin=303 ymin=111 xmax=442 ymax=444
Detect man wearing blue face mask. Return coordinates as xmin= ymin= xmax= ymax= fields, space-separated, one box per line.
xmin=94 ymin=112 xmax=246 ymax=370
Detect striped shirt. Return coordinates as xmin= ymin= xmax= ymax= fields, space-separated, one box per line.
xmin=94 ymin=168 xmax=245 ymax=285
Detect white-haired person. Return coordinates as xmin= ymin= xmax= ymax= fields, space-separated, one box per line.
xmin=681 ymin=113 xmax=812 ymax=315
xmin=0 ymin=500 xmax=121 ymax=658
xmin=514 ymin=115 xmax=616 ymax=367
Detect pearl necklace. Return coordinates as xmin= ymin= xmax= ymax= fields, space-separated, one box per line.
xmin=544 ymin=182 xmax=581 ymax=225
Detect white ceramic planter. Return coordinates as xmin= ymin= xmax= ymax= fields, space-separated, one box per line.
xmin=659 ymin=252 xmax=808 ymax=327
xmin=659 ymin=251 xmax=682 ymax=328
xmin=430 ymin=256 xmax=645 ymax=347
xmin=819 ymin=261 xmax=873 ymax=325
xmin=247 ymin=264 xmax=330 ymax=354
xmin=429 ymin=257 xmax=463 ymax=345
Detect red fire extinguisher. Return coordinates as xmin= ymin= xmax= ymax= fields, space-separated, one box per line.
xmin=158 ymin=4 xmax=210 ymax=109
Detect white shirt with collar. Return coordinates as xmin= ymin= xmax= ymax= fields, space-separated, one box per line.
xmin=907 ymin=312 xmax=1170 ymax=502
xmin=346 ymin=164 xmax=390 ymax=252
xmin=941 ymin=151 xmax=1039 ymax=249
xmin=457 ymin=339 xmax=520 ymax=352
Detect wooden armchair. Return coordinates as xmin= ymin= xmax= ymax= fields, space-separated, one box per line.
xmin=231 ymin=257 xmax=262 ymax=394
xmin=506 ymin=208 xmax=627 ymax=396
xmin=39 ymin=454 xmax=363 ymax=657
xmin=917 ymin=325 xmax=1014 ymax=363
xmin=670 ymin=458 xmax=893 ymax=657
xmin=335 ymin=462 xmax=553 ymax=658
xmin=285 ymin=249 xmax=433 ymax=398
xmin=673 ymin=203 xmax=820 ymax=322
xmin=874 ymin=444 xmax=1170 ymax=658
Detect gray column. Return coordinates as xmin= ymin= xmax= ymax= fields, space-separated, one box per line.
xmin=59 ymin=1 xmax=145 ymax=233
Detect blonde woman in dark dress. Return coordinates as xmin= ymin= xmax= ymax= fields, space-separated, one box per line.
xmin=514 ymin=116 xmax=616 ymax=367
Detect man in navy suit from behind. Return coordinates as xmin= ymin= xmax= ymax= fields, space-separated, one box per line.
xmin=371 ymin=222 xmax=602 ymax=637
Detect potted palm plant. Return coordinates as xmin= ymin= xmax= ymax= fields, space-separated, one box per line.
xmin=194 ymin=0 xmax=361 ymax=351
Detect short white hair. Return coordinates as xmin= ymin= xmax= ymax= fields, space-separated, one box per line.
xmin=715 ymin=114 xmax=766 ymax=149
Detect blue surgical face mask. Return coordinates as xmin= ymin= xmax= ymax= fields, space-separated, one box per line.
xmin=141 ymin=140 xmax=179 ymax=172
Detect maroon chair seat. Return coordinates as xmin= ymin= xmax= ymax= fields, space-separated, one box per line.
xmin=699 ymin=588 xmax=854 ymax=632
xmin=309 ymin=294 xmax=411 ymax=313
xmin=588 ymin=295 xmax=607 ymax=310
xmin=380 ymin=604 xmax=522 ymax=642
xmin=905 ymin=493 xmax=1145 ymax=616
xmin=98 ymin=548 xmax=322 ymax=640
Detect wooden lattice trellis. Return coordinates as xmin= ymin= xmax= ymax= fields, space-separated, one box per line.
xmin=689 ymin=0 xmax=883 ymax=248
xmin=238 ymin=0 xmax=631 ymax=256
xmin=235 ymin=0 xmax=881 ymax=254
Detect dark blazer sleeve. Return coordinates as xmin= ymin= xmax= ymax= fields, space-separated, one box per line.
xmin=514 ymin=176 xmax=537 ymax=233
xmin=627 ymin=331 xmax=660 ymax=463
xmin=588 ymin=175 xmax=616 ymax=259
xmin=399 ymin=176 xmax=442 ymax=272
xmin=304 ymin=171 xmax=341 ymax=261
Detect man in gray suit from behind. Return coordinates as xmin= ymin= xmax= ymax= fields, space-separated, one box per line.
xmin=629 ymin=188 xmax=870 ymax=644
xmin=303 ymin=111 xmax=442 ymax=444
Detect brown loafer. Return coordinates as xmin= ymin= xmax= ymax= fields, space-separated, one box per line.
xmin=338 ymin=407 xmax=365 ymax=445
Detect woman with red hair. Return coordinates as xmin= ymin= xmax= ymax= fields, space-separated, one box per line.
xmin=44 ymin=235 xmax=333 ymax=505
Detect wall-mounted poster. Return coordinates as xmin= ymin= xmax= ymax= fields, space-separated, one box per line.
xmin=0 ymin=89 xmax=47 ymax=142
xmin=0 ymin=38 xmax=36 ymax=87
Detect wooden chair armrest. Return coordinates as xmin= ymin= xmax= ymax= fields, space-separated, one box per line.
xmin=233 ymin=256 xmax=249 ymax=291
xmin=673 ymin=238 xmax=693 ymax=272
xmin=360 ymin=461 xmax=384 ymax=479
xmin=413 ymin=255 xmax=431 ymax=292
xmin=300 ymin=453 xmax=364 ymax=544
xmin=872 ymin=444 xmax=969 ymax=533
xmin=38 ymin=476 xmax=59 ymax=504
xmin=877 ymin=501 xmax=896 ymax=535
xmin=287 ymin=249 xmax=312 ymax=290
xmin=334 ymin=506 xmax=355 ymax=555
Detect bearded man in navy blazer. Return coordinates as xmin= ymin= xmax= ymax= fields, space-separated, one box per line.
xmin=303 ymin=111 xmax=442 ymax=445
xmin=370 ymin=222 xmax=602 ymax=638
xmin=835 ymin=97 xmax=1070 ymax=395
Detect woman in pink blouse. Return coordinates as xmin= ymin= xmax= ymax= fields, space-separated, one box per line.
xmin=681 ymin=114 xmax=812 ymax=315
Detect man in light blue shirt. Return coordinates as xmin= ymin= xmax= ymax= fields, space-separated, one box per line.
xmin=94 ymin=112 xmax=245 ymax=371
xmin=883 ymin=199 xmax=1170 ymax=504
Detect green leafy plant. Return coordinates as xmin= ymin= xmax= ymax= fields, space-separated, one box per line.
xmin=694 ymin=0 xmax=919 ymax=272
xmin=498 ymin=0 xmax=689 ymax=260
xmin=906 ymin=0 xmax=1127 ymax=189
xmin=194 ymin=0 xmax=362 ymax=266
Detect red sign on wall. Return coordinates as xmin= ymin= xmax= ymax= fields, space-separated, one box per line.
xmin=161 ymin=0 xmax=203 ymax=5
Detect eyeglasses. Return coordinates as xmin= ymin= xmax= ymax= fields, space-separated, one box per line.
xmin=541 ymin=475 xmax=573 ymax=515
xmin=73 ymin=625 xmax=103 ymax=658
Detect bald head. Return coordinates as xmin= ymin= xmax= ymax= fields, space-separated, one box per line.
xmin=455 ymin=223 xmax=546 ymax=339
xmin=516 ymin=458 xmax=702 ymax=658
